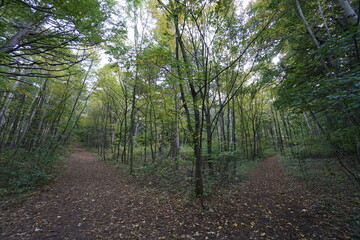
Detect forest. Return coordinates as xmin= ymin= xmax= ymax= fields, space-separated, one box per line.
xmin=1 ymin=0 xmax=360 ymax=239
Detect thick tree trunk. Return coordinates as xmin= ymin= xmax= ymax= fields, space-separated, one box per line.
xmin=0 ymin=21 xmax=36 ymax=53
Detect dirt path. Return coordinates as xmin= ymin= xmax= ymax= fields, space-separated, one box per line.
xmin=215 ymin=155 xmax=333 ymax=239
xmin=0 ymin=148 xmax=349 ymax=239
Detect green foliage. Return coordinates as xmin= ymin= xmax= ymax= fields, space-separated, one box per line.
xmin=262 ymin=147 xmax=278 ymax=158
xmin=179 ymin=145 xmax=195 ymax=160
xmin=0 ymin=148 xmax=65 ymax=197
xmin=235 ymin=158 xmax=260 ymax=178
xmin=80 ymin=0 xmax=360 ymax=198
xmin=287 ymin=143 xmax=332 ymax=159
xmin=280 ymin=156 xmax=346 ymax=186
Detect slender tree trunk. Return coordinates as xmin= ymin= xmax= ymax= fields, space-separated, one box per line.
xmin=226 ymin=101 xmax=231 ymax=151
xmin=15 ymin=79 xmax=47 ymax=153
xmin=9 ymin=97 xmax=26 ymax=148
xmin=295 ymin=0 xmax=321 ymax=48
xmin=0 ymin=81 xmax=19 ymax=129
xmin=59 ymin=62 xmax=92 ymax=145
xmin=174 ymin=11 xmax=204 ymax=201
xmin=129 ymin=84 xmax=137 ymax=175
xmin=144 ymin=110 xmax=148 ymax=165
xmin=116 ymin=117 xmax=125 ymax=162
xmin=151 ymin=103 xmax=157 ymax=162
xmin=274 ymin=108 xmax=284 ymax=153
xmin=170 ymin=91 xmax=180 ymax=165
xmin=232 ymin=98 xmax=237 ymax=175
xmin=318 ymin=0 xmax=331 ymax=37
xmin=205 ymin=106 xmax=214 ymax=176
xmin=280 ymin=111 xmax=292 ymax=147
xmin=338 ymin=0 xmax=358 ymax=25
xmin=296 ymin=0 xmax=334 ymax=71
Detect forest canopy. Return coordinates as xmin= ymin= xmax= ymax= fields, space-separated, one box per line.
xmin=0 ymin=0 xmax=359 ymax=199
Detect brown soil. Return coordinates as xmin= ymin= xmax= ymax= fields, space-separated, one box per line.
xmin=0 ymin=148 xmax=358 ymax=239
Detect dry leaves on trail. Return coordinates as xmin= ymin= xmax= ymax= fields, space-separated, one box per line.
xmin=1 ymin=150 xmax=358 ymax=239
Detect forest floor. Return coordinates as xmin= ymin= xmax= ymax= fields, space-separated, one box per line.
xmin=1 ymin=146 xmax=359 ymax=239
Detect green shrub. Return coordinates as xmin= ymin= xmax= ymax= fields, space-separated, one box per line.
xmin=0 ymin=148 xmax=64 ymax=197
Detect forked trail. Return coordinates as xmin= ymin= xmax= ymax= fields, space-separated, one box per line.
xmin=0 ymin=147 xmax=346 ymax=239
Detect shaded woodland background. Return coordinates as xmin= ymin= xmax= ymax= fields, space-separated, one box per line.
xmin=0 ymin=0 xmax=359 ymax=204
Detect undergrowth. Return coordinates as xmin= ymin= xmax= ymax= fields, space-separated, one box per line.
xmin=97 ymin=145 xmax=268 ymax=201
xmin=0 ymin=147 xmax=68 ymax=206
xmin=279 ymin=151 xmax=360 ymax=239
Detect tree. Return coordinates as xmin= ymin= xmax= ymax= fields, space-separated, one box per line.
xmin=250 ymin=0 xmax=360 ymax=185
xmin=0 ymin=0 xmax=114 ymax=80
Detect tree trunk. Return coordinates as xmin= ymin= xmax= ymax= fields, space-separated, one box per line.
xmin=129 ymin=83 xmax=137 ymax=175
xmin=318 ymin=0 xmax=331 ymax=37
xmin=170 ymin=91 xmax=180 ymax=161
xmin=0 ymin=21 xmax=36 ymax=53
xmin=338 ymin=0 xmax=358 ymax=25
xmin=174 ymin=11 xmax=204 ymax=200
xmin=205 ymin=106 xmax=214 ymax=176
xmin=231 ymin=98 xmax=237 ymax=175
xmin=295 ymin=0 xmax=321 ymax=49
